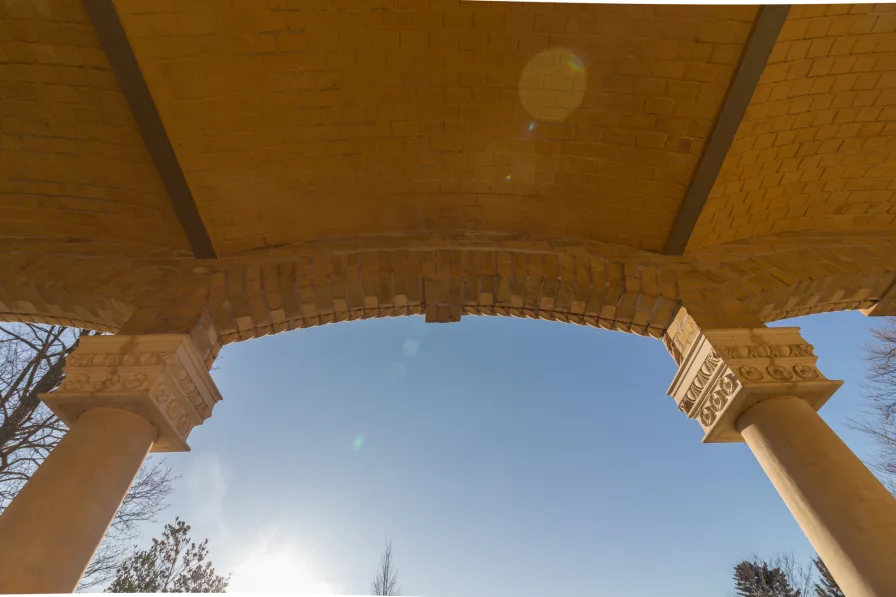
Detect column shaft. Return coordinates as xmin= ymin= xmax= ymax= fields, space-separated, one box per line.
xmin=0 ymin=407 xmax=156 ymax=593
xmin=738 ymin=397 xmax=896 ymax=597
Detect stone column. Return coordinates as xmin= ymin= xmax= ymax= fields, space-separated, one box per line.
xmin=0 ymin=334 xmax=222 ymax=593
xmin=664 ymin=310 xmax=896 ymax=596
xmin=0 ymin=408 xmax=155 ymax=593
xmin=738 ymin=397 xmax=896 ymax=597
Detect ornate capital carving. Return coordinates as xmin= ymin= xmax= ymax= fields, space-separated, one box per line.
xmin=41 ymin=334 xmax=223 ymax=452
xmin=667 ymin=327 xmax=842 ymax=443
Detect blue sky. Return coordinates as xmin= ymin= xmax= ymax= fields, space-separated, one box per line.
xmin=138 ymin=310 xmax=884 ymax=596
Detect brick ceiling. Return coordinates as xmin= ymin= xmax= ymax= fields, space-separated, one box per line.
xmin=1 ymin=0 xmax=895 ymax=339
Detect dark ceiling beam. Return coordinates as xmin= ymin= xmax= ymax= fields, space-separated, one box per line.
xmin=663 ymin=5 xmax=790 ymax=256
xmin=84 ymin=0 xmax=217 ymax=259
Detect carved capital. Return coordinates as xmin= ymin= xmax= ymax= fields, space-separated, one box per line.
xmin=41 ymin=334 xmax=223 ymax=452
xmin=667 ymin=327 xmax=842 ymax=443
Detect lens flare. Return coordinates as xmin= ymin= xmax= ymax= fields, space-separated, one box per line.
xmin=352 ymin=434 xmax=365 ymax=451
xmin=518 ymin=48 xmax=586 ymax=123
xmin=402 ymin=338 xmax=420 ymax=357
xmin=566 ymin=54 xmax=584 ymax=73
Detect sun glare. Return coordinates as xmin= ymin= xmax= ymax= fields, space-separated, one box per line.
xmin=228 ymin=546 xmax=339 ymax=594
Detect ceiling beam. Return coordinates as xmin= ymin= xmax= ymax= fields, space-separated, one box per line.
xmin=663 ymin=5 xmax=790 ymax=256
xmin=84 ymin=0 xmax=217 ymax=259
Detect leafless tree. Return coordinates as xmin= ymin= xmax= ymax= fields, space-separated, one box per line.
xmin=771 ymin=552 xmax=815 ymax=597
xmin=0 ymin=324 xmax=77 ymax=499
xmin=0 ymin=323 xmax=178 ymax=590
xmin=370 ymin=540 xmax=402 ymax=596
xmin=854 ymin=317 xmax=896 ymax=493
xmin=79 ymin=459 xmax=177 ymax=589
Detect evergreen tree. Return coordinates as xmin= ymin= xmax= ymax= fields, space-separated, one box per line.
xmin=812 ymin=556 xmax=845 ymax=597
xmin=733 ymin=560 xmax=801 ymax=597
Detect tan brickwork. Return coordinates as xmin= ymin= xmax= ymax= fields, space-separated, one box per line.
xmin=862 ymin=280 xmax=896 ymax=316
xmin=689 ymin=4 xmax=896 ymax=249
xmin=202 ymin=247 xmax=683 ymax=344
xmin=0 ymin=280 xmax=134 ymax=333
xmin=1 ymin=230 xmax=894 ymax=351
xmin=120 ymin=308 xmax=221 ymax=370
xmin=687 ymin=232 xmax=896 ymax=320
xmin=662 ymin=306 xmax=702 ymax=365
xmin=0 ymin=2 xmax=895 ymax=355
xmin=0 ymin=0 xmax=192 ymax=255
xmin=0 ymin=252 xmax=177 ymax=309
xmin=113 ymin=0 xmax=755 ymax=255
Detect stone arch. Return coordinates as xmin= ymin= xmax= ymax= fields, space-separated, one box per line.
xmin=749 ymin=271 xmax=895 ymax=322
xmin=1 ymin=233 xmax=894 ymax=351
xmin=687 ymin=235 xmax=896 ymax=323
xmin=207 ymin=247 xmax=684 ymax=346
xmin=0 ymin=282 xmax=134 ymax=333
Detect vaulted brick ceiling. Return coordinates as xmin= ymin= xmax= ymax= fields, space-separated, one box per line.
xmin=118 ymin=1 xmax=758 ymax=256
xmin=1 ymin=0 xmax=895 ymax=339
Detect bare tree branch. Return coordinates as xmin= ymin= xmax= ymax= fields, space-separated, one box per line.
xmin=0 ymin=323 xmax=178 ymax=590
xmin=370 ymin=540 xmax=402 ymax=596
xmin=771 ymin=552 xmax=815 ymax=597
xmin=851 ymin=317 xmax=896 ymax=494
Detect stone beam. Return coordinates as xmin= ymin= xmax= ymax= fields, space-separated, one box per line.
xmin=83 ymin=0 xmax=217 ymax=259
xmin=663 ymin=5 xmax=790 ymax=255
